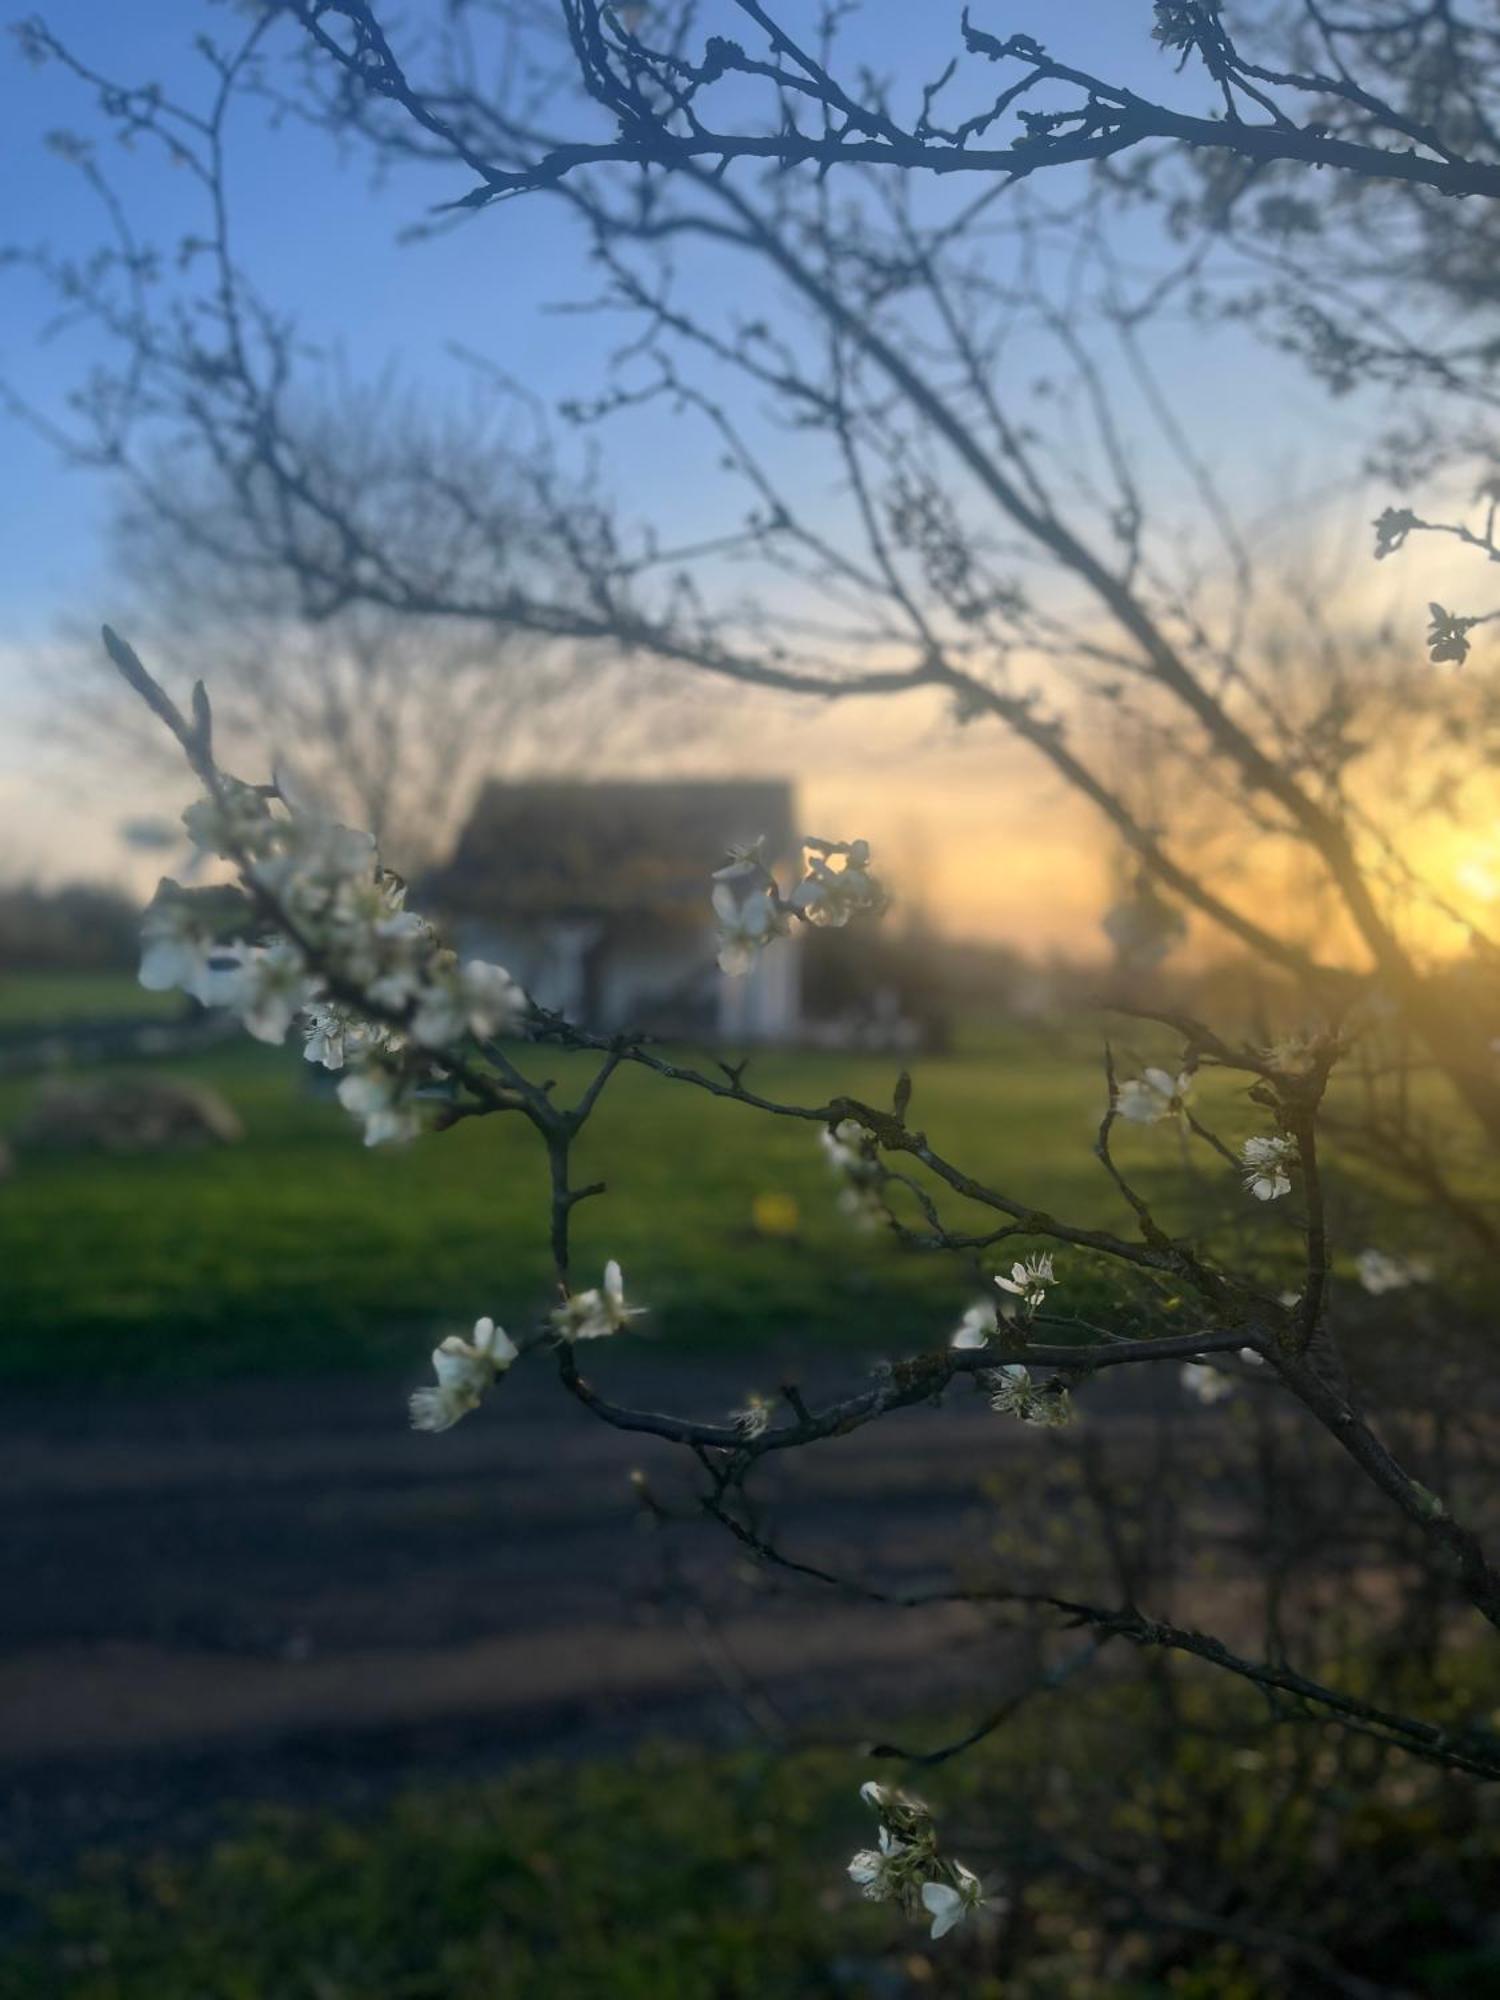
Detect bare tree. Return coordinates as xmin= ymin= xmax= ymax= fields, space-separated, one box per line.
xmin=256 ymin=0 xmax=1500 ymax=204
xmin=56 ymin=380 xmax=687 ymax=871
xmin=18 ymin=2 xmax=1500 ymax=1143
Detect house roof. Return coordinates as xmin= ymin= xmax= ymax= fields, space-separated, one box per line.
xmin=428 ymin=777 xmax=797 ymax=918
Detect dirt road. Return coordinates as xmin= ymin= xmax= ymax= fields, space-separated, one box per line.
xmin=0 ymin=1353 xmax=1024 ymax=1865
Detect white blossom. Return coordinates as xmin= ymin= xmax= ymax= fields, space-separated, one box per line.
xmin=182 ymin=777 xmax=275 ymax=859
xmin=336 ymin=1063 xmax=422 ymax=1146
xmin=303 ymin=1000 xmax=352 ymax=1070
xmin=190 ymin=942 xmax=259 ymax=1011
xmin=1241 ymin=1133 xmax=1294 ymax=1201
xmin=994 ymin=1253 xmax=1055 ymax=1313
xmin=301 ymin=999 xmax=402 ymax=1071
xmin=459 ymin=959 xmax=527 ymax=1038
xmin=711 ymin=833 xmax=881 ymax=968
xmin=156 ymin=921 xmax=317 ymax=1042
xmin=1115 ymin=1067 xmax=1193 ymax=1124
xmin=712 ymin=837 xmax=771 ymax=884
xmin=712 ymin=881 xmax=789 ymax=976
xmin=138 ymin=880 xmax=210 ymax=994
xmin=362 ymin=911 xmax=439 ymax=1011
xmin=951 ymin=1299 xmax=998 ymax=1350
xmin=821 ymin=1118 xmax=874 ymax=1173
xmin=551 ymin=1260 xmax=645 ymax=1341
xmin=921 ymin=1862 xmax=988 ymax=1940
xmin=851 ymin=1782 xmax=984 ymax=1937
xmin=791 ymin=839 xmax=883 ymax=928
xmin=329 ymin=868 xmax=411 ymax=954
xmin=410 ymin=958 xmax=527 ymax=1048
xmin=848 ymin=1827 xmax=906 ymax=1902
xmin=409 ymin=1315 xmax=519 ymax=1432
xmin=1180 ymin=1361 xmax=1234 ymax=1406
xmin=251 ymin=812 xmax=377 ymax=927
xmin=148 ymin=776 xmax=515 ymax=1116
xmin=235 ymin=939 xmax=318 ymax=1046
xmin=1356 ymin=1248 xmax=1433 ymax=1295
xmin=986 ymin=1362 xmax=1072 ymax=1427
xmin=847 ymin=1782 xmax=933 ymax=1905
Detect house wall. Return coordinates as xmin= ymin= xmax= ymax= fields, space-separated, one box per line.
xmin=455 ymin=918 xmax=603 ymax=1019
xmin=452 ymin=917 xmax=802 ymax=1042
xmin=719 ymin=924 xmax=800 ymax=1043
xmin=597 ymin=931 xmax=717 ymax=1032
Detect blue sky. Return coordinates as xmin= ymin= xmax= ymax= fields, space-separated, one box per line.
xmin=0 ymin=0 xmax=1313 ymax=638
xmin=0 ymin=2 xmax=1417 ymax=940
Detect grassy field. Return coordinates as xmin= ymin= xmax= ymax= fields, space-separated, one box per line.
xmin=0 ymin=977 xmax=1321 ymax=1383
xmin=0 ymin=974 xmax=179 ymax=1028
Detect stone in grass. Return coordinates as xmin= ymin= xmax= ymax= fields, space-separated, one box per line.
xmin=14 ymin=1075 xmax=244 ymax=1154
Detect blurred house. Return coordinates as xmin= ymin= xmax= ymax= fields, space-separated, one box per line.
xmin=426 ymin=777 xmax=801 ymax=1040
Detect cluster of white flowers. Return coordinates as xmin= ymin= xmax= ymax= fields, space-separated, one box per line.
xmin=411 ymin=1264 xmax=643 ymax=1433
xmin=141 ymin=884 xmax=325 ymax=1047
xmin=792 ymin=837 xmax=884 ymax=928
xmin=995 ymin=1253 xmax=1055 ymax=1314
xmin=301 ymin=999 xmax=391 ymax=1072
xmin=951 ymin=1254 xmax=1057 ymax=1352
xmin=409 ymin=1316 xmax=519 ymax=1432
xmin=847 ymin=1783 xmax=990 ymax=1941
xmin=1115 ymin=1066 xmax=1193 ymax=1124
xmin=711 ymin=835 xmax=884 ymax=976
xmin=986 ymin=1361 xmax=1073 ymax=1427
xmin=711 ymin=837 xmax=792 ymax=975
xmin=139 ymin=780 xmax=526 ymax=1146
xmin=1117 ymin=1071 xmax=1301 ymax=1206
xmin=1241 ymin=1133 xmax=1295 ymax=1201
xmin=335 ymin=1062 xmax=423 ymax=1148
xmin=820 ymin=1117 xmax=886 ymax=1230
xmin=1356 ymin=1248 xmax=1433 ymax=1296
xmin=550 ymin=1260 xmax=645 ymax=1341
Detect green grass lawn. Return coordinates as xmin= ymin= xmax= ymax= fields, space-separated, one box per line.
xmin=0 ymin=974 xmax=180 ymax=1028
xmin=0 ymin=979 xmax=1351 ymax=1384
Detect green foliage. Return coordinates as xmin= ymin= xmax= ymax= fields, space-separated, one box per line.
xmin=6 ymin=1664 xmax=1499 ymax=1999
xmin=3 ymin=1746 xmax=886 ymax=2000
